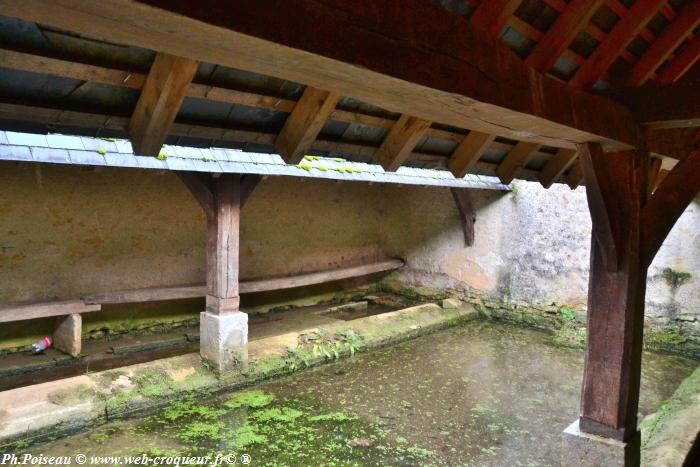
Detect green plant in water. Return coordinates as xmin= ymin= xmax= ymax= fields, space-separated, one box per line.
xmin=308 ymin=411 xmax=358 ymax=422
xmin=224 ymin=389 xmax=276 ymax=409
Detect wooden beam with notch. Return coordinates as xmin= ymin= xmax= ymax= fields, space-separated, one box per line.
xmin=495 ymin=141 xmax=540 ymax=184
xmin=274 ymin=86 xmax=340 ymax=164
xmin=525 ymin=0 xmax=604 ymax=73
xmin=569 ymin=0 xmax=663 ymax=89
xmin=374 ymin=115 xmax=432 ymax=171
xmin=538 ymin=148 xmax=578 ymax=189
xmin=447 ymin=131 xmax=495 ymax=178
xmin=625 ymin=1 xmax=700 ymax=86
xmin=470 ymin=0 xmax=523 ymax=38
xmin=129 ymin=53 xmax=198 ymax=157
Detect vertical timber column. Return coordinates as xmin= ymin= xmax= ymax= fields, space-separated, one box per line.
xmin=562 ymin=146 xmax=648 ymax=467
xmin=200 ymin=174 xmax=248 ymax=373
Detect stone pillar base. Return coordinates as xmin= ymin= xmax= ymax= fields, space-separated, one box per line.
xmin=199 ymin=311 xmax=248 ymax=374
xmin=53 ymin=314 xmax=82 ymax=357
xmin=561 ymin=420 xmax=640 ymax=467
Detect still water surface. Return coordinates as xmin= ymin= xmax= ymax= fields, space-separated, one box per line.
xmin=33 ymin=321 xmax=697 ymax=466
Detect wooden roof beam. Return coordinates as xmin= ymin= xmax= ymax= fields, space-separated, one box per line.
xmin=538 ymin=148 xmax=578 ymax=189
xmin=495 ymin=141 xmax=540 ymax=184
xmin=569 ymin=0 xmax=663 ymax=89
xmin=374 ymin=115 xmax=431 ymax=171
xmin=470 ymin=0 xmax=524 ymax=38
xmin=656 ymin=34 xmax=700 ymax=84
xmin=566 ymin=160 xmax=584 ymax=189
xmin=274 ymin=86 xmax=339 ymax=164
xmin=128 ymin=53 xmax=198 ymax=157
xmin=525 ymin=0 xmax=604 ymax=73
xmin=0 ymin=0 xmax=647 ymax=155
xmin=625 ymin=1 xmax=700 ymax=86
xmin=632 ymin=83 xmax=700 ymax=129
xmin=447 ymin=131 xmax=495 ymax=178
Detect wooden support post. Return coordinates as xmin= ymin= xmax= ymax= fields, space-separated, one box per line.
xmin=177 ymin=171 xmax=250 ymax=373
xmin=578 ymin=145 xmax=648 ymax=444
xmin=566 ymin=145 xmax=700 ymax=465
xmin=205 ymin=174 xmax=241 ymax=314
xmin=450 ymin=188 xmax=475 ymax=246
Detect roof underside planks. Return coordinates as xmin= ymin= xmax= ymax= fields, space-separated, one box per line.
xmin=0 ymin=0 xmax=695 ymax=187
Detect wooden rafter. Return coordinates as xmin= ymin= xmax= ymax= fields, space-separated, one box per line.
xmin=566 ymin=160 xmax=584 ymax=190
xmin=625 ymin=1 xmax=700 ymax=86
xmin=0 ymin=100 xmax=547 ymax=180
xmin=525 ymin=0 xmax=603 ymax=73
xmin=374 ymin=115 xmax=431 ymax=171
xmin=538 ymin=148 xmax=578 ymax=189
xmin=470 ymin=0 xmax=523 ymax=38
xmin=0 ymin=0 xmax=646 ymax=154
xmin=569 ymin=0 xmax=663 ymax=89
xmin=447 ymin=131 xmax=495 ymax=178
xmin=274 ymin=86 xmax=339 ymax=164
xmin=495 ymin=141 xmax=540 ymax=184
xmin=129 ymin=53 xmax=198 ymax=157
xmin=656 ymin=34 xmax=700 ymax=83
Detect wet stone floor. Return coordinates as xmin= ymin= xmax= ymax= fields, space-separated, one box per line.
xmin=23 ymin=321 xmax=698 ymax=466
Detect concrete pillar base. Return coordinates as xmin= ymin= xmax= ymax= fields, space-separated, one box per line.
xmin=199 ymin=311 xmax=248 ymax=374
xmin=561 ymin=420 xmax=640 ymax=467
xmin=53 ymin=314 xmax=82 ymax=357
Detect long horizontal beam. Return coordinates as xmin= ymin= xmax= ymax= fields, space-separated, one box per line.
xmin=632 ymin=83 xmax=700 ymax=129
xmin=0 ymin=0 xmax=644 ymax=153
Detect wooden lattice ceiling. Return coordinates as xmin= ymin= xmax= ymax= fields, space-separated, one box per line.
xmin=463 ymin=0 xmax=700 ymax=88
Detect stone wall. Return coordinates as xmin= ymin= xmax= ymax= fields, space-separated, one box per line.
xmin=378 ymin=181 xmax=700 ymax=355
xmin=1 ymin=160 xmax=699 ymax=354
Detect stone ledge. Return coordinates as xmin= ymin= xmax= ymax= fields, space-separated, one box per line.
xmin=640 ymin=365 xmax=700 ymax=466
xmin=0 ymin=301 xmax=477 ymax=449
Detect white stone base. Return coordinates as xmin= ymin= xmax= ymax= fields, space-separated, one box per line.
xmin=199 ymin=311 xmax=248 ymax=374
xmin=53 ymin=314 xmax=82 ymax=357
xmin=561 ymin=420 xmax=640 ymax=467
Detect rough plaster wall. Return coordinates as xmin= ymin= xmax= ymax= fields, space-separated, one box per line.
xmin=0 ymin=163 xmax=206 ymax=302
xmin=0 ymin=162 xmax=386 ymax=304
xmin=378 ymin=185 xmax=508 ymax=293
xmin=383 ymin=179 xmax=700 ymax=338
